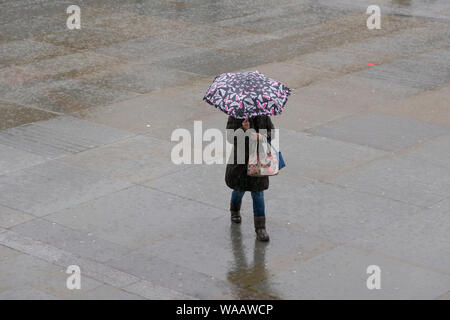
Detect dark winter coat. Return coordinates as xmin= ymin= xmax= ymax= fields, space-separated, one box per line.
xmin=225 ymin=115 xmax=275 ymax=192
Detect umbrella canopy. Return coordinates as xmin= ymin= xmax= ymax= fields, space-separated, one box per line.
xmin=203 ymin=70 xmax=291 ymax=119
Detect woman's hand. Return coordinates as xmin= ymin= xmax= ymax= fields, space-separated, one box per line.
xmin=242 ymin=118 xmax=250 ymax=131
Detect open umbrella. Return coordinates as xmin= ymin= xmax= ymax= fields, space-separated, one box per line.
xmin=203 ymin=70 xmax=291 ymax=119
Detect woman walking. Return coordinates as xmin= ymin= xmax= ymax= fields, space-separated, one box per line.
xmin=225 ymin=115 xmax=275 ymax=242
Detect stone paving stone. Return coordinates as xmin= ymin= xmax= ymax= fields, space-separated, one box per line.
xmin=0 ymin=143 xmax=47 ymax=175
xmin=0 ymin=244 xmax=21 ymax=262
xmin=372 ymin=86 xmax=450 ymax=126
xmin=337 ymin=73 xmax=423 ymax=99
xmin=286 ymin=46 xmax=388 ymax=75
xmin=61 ymin=135 xmax=187 ymax=183
xmin=154 ymin=49 xmax=265 ymax=76
xmin=46 ymin=185 xmax=225 ymax=250
xmin=0 ymin=205 xmax=35 ymax=229
xmin=275 ymin=128 xmax=387 ymax=180
xmin=34 ymin=28 xmax=137 ymax=50
xmin=309 ymin=112 xmax=450 ymax=152
xmin=266 ymin=177 xmax=421 ymax=242
xmin=345 ymin=22 xmax=450 ymax=61
xmin=405 ymin=134 xmax=450 ymax=170
xmin=0 ymin=116 xmax=134 ymax=158
xmin=107 ymin=248 xmax=237 ymax=299
xmin=252 ymin=61 xmax=337 ymax=89
xmin=0 ymin=39 xmax=72 ymax=66
xmin=144 ymin=164 xmax=235 ymax=209
xmin=21 ymin=51 xmax=125 ymax=79
xmin=123 ymin=280 xmax=195 ymax=300
xmin=354 ymin=48 xmax=450 ymax=91
xmin=130 ymin=214 xmax=328 ymax=285
xmin=371 ymin=85 xmax=450 ymax=127
xmin=349 ymin=208 xmax=450 ymax=273
xmin=0 ymin=16 xmax=65 ymax=40
xmin=0 ymin=0 xmax=73 ymax=25
xmin=0 ymin=228 xmax=140 ymax=288
xmin=282 ymin=76 xmax=398 ymax=120
xmin=216 ymin=2 xmax=348 ymax=34
xmin=80 ymin=63 xmax=202 ymax=93
xmin=73 ymin=93 xmax=212 ymax=139
xmin=11 ymin=218 xmax=130 ymax=263
xmin=154 ymin=23 xmax=276 ymax=50
xmin=0 ymin=101 xmax=57 ymax=130
xmin=94 ymin=37 xmax=209 ymax=64
xmin=0 ymin=161 xmax=131 ymax=216
xmin=251 ymin=245 xmax=450 ymax=299
xmin=119 ymin=0 xmax=257 ymax=24
xmin=0 ymin=254 xmax=103 ymax=299
xmin=0 ymin=78 xmax=140 ymax=113
xmin=330 ymin=152 xmax=450 ymax=208
xmin=0 ymin=287 xmax=58 ymax=300
xmin=69 ymin=284 xmax=144 ymax=300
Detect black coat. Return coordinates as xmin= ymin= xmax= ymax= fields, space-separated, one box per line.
xmin=225 ymin=115 xmax=275 ymax=192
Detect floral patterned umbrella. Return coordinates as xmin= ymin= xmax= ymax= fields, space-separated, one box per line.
xmin=203 ymin=70 xmax=291 ymax=119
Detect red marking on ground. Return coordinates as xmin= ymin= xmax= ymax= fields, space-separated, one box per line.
xmin=368 ymin=63 xmax=375 ymax=66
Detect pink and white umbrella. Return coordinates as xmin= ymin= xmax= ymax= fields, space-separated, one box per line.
xmin=203 ymin=70 xmax=291 ymax=119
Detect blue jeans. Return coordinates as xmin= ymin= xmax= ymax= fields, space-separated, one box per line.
xmin=231 ymin=190 xmax=265 ymax=217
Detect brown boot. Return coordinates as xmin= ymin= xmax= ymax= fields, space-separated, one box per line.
xmin=230 ymin=201 xmax=241 ymax=224
xmin=254 ymin=216 xmax=269 ymax=241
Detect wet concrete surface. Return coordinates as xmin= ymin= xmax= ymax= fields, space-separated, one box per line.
xmin=0 ymin=0 xmax=449 ymax=299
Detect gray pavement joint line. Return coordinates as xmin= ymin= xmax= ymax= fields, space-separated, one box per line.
xmin=0 ymin=98 xmax=64 ymax=117
xmin=344 ymin=242 xmax=450 ymax=276
xmin=0 ymin=228 xmax=148 ymax=297
xmin=38 ymin=183 xmax=137 ymax=219
xmin=139 ymin=182 xmax=229 ymax=213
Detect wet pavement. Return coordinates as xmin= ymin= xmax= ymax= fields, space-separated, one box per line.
xmin=0 ymin=0 xmax=449 ymax=299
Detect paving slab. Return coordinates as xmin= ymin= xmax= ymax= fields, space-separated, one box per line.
xmin=0 ymin=77 xmax=140 ymax=113
xmin=0 ymin=244 xmax=21 ymax=262
xmin=0 ymin=101 xmax=57 ymax=130
xmin=354 ymin=48 xmax=450 ymax=91
xmin=0 ymin=16 xmax=65 ymax=40
xmin=216 ymin=2 xmax=348 ymax=34
xmin=0 ymin=142 xmax=47 ymax=175
xmin=0 ymin=205 xmax=35 ymax=229
xmin=0 ymin=229 xmax=140 ymax=288
xmin=349 ymin=207 xmax=450 ymax=273
xmin=21 ymin=51 xmax=125 ymax=79
xmin=330 ymin=153 xmax=450 ymax=208
xmin=123 ymin=280 xmax=195 ymax=300
xmin=73 ymin=94 xmax=212 ymax=141
xmin=153 ymin=49 xmax=265 ymax=76
xmin=61 ymin=135 xmax=187 ymax=183
xmin=253 ymin=61 xmax=337 ymax=90
xmin=46 ymin=185 xmax=225 ymax=250
xmin=0 ymin=161 xmax=131 ymax=216
xmin=11 ymin=218 xmax=130 ymax=263
xmin=404 ymin=134 xmax=450 ymax=169
xmin=251 ymin=245 xmax=450 ymax=299
xmin=94 ymin=37 xmax=209 ymax=64
xmin=68 ymin=284 xmax=144 ymax=300
xmin=129 ymin=214 xmax=328 ymax=285
xmin=0 ymin=254 xmax=103 ymax=299
xmin=107 ymin=248 xmax=238 ymax=299
xmin=266 ymin=178 xmax=421 ymax=242
xmin=309 ymin=112 xmax=450 ymax=152
xmin=274 ymin=128 xmax=387 ymax=180
xmin=371 ymin=85 xmax=450 ymax=126
xmin=80 ymin=63 xmax=202 ymax=93
xmin=0 ymin=39 xmax=73 ymax=66
xmin=0 ymin=116 xmax=134 ymax=158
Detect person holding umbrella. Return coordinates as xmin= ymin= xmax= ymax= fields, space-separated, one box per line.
xmin=204 ymin=70 xmax=291 ymax=242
